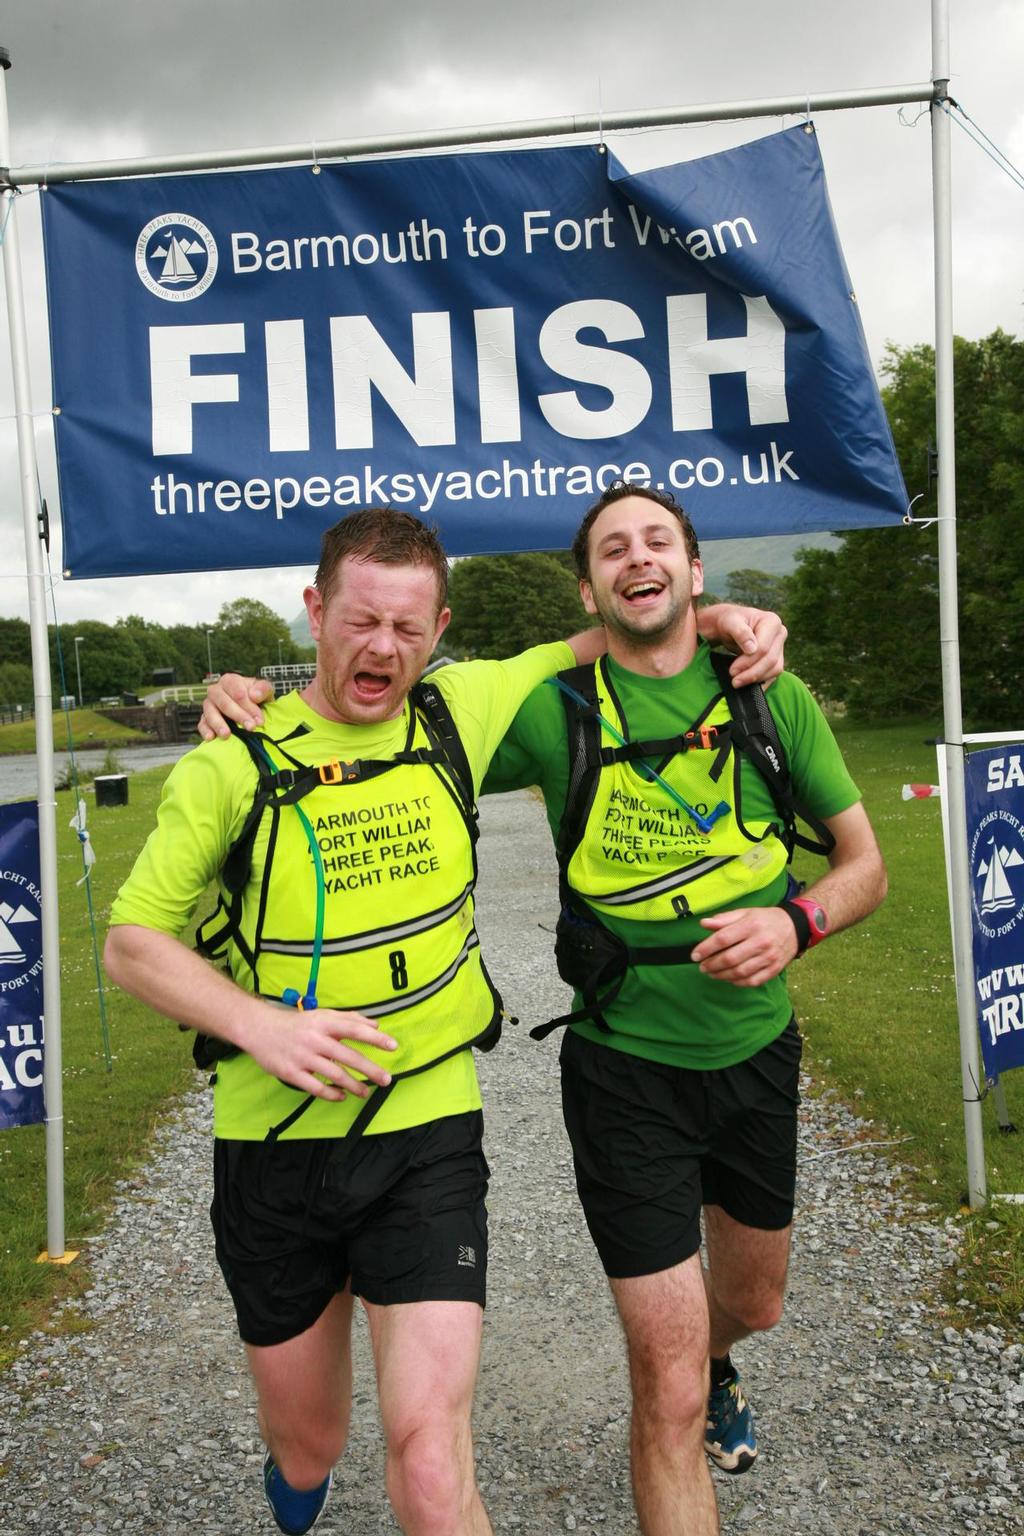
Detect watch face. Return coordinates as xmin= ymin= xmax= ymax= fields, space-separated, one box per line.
xmin=811 ymin=905 xmax=827 ymax=933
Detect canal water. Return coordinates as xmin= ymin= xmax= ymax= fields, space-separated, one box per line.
xmin=0 ymin=743 xmax=195 ymax=803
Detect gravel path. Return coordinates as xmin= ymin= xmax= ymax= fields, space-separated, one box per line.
xmin=1 ymin=790 xmax=1020 ymax=1535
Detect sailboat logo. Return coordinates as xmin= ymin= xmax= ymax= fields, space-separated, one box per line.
xmin=135 ymin=213 xmax=218 ymax=302
xmin=970 ymin=810 xmax=1024 ymax=938
xmin=977 ymin=838 xmax=1023 ymax=917
xmin=0 ymin=899 xmax=37 ymax=969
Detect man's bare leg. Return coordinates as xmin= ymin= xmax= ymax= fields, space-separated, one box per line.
xmin=610 ymin=1255 xmax=718 ymax=1536
xmin=367 ymin=1298 xmax=492 ymax=1536
xmin=246 ymin=1288 xmax=355 ymax=1489
xmin=702 ymin=1207 xmax=792 ymax=1359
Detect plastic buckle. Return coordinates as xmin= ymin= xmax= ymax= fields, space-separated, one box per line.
xmin=319 ymin=760 xmax=360 ymax=784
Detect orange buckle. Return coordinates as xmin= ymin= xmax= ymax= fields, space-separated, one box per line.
xmin=699 ymin=725 xmax=719 ymax=750
xmin=320 ymin=760 xmax=360 ymax=785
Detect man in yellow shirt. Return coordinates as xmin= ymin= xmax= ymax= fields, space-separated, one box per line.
xmin=107 ymin=507 xmax=779 ymax=1536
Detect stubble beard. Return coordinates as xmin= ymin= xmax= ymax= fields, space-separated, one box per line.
xmin=597 ymin=589 xmax=687 ymax=648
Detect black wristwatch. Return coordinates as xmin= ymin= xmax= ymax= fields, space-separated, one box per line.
xmin=781 ymin=896 xmax=830 ymax=957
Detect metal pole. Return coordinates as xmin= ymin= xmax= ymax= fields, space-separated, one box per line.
xmin=205 ymin=629 xmax=213 ymax=675
xmin=930 ymin=0 xmax=987 ymax=1207
xmin=74 ymin=636 xmax=83 ymax=707
xmin=0 ymin=48 xmax=67 ymax=1257
xmin=7 ymin=80 xmax=936 ymax=188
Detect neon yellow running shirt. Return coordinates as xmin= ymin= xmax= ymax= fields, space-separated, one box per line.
xmin=111 ymin=642 xmax=573 ymax=1138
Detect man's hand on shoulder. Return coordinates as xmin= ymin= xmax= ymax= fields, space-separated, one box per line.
xmin=198 ymin=674 xmax=273 ymax=740
xmin=696 ymin=604 xmax=787 ymax=688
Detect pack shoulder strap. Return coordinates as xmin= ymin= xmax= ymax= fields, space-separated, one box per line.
xmin=553 ymin=662 xmax=605 ymax=873
xmin=194 ymin=725 xmax=292 ymax=968
xmin=708 ymin=652 xmax=835 ymax=857
xmin=409 ymin=677 xmax=478 ymax=844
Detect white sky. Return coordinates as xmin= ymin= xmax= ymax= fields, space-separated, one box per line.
xmin=0 ymin=0 xmax=1021 ymax=630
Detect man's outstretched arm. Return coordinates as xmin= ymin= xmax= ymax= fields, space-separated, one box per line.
xmin=197 ymin=605 xmax=787 ymax=740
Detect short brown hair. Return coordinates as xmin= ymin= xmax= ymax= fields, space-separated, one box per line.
xmin=571 ymin=482 xmax=700 ymax=579
xmin=315 ymin=508 xmax=449 ymax=611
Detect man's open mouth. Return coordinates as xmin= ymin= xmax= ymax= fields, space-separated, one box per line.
xmin=621 ymin=581 xmax=664 ymax=603
xmin=353 ymin=670 xmax=391 ymax=699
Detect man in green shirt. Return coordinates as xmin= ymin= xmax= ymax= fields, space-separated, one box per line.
xmin=109 ymin=506 xmax=781 ymax=1536
xmin=482 ymin=484 xmax=887 ymax=1536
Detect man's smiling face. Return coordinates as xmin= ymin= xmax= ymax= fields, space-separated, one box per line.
xmin=303 ymin=556 xmax=450 ymax=725
xmin=580 ymin=494 xmax=704 ymax=646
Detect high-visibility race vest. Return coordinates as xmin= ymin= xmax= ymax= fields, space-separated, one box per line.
xmin=197 ymin=684 xmax=502 ymax=1090
xmin=562 ymin=664 xmax=791 ymax=922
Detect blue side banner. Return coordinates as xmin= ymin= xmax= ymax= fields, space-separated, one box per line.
xmin=964 ymin=747 xmax=1024 ymax=1082
xmin=0 ymin=804 xmax=45 ymax=1129
xmin=41 ymin=127 xmax=907 ymax=579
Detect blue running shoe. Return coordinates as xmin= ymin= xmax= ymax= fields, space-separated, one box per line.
xmin=263 ymin=1451 xmax=333 ymax=1535
xmin=704 ymin=1364 xmax=758 ymax=1474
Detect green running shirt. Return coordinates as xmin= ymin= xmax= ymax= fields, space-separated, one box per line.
xmin=483 ymin=642 xmax=860 ymax=1070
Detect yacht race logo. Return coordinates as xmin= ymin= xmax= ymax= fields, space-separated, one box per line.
xmin=0 ymin=869 xmax=42 ymax=987
xmin=970 ymin=809 xmax=1024 ymax=939
xmin=135 ymin=213 xmax=218 ymax=301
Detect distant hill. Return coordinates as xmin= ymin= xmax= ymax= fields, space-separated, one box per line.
xmin=697 ymin=531 xmax=837 ymax=591
xmin=289 ymin=610 xmax=314 ymax=645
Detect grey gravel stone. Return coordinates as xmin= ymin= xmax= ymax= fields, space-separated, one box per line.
xmin=0 ymin=790 xmax=1020 ymax=1534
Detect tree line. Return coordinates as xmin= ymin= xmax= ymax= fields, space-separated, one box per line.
xmin=0 ymin=600 xmax=310 ymax=709
xmin=783 ymin=329 xmax=1023 ymax=727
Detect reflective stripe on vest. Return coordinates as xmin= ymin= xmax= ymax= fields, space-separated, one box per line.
xmin=566 ymin=673 xmax=790 ymax=921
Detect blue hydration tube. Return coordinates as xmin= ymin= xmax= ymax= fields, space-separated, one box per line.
xmin=251 ymin=739 xmax=324 ymax=1011
xmin=548 ymin=677 xmax=729 ymax=835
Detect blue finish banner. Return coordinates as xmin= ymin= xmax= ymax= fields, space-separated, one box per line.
xmin=0 ymin=804 xmax=45 ymax=1129
xmin=42 ymin=127 xmax=907 ymax=579
xmin=964 ymin=747 xmax=1024 ymax=1082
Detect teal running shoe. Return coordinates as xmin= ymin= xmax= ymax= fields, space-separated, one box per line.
xmin=705 ymin=1365 xmax=758 ymax=1474
xmin=263 ymin=1450 xmax=333 ymax=1534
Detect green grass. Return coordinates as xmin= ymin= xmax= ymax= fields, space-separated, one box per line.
xmin=788 ymin=719 xmax=1024 ymax=1336
xmin=0 ymin=766 xmax=196 ymax=1366
xmin=0 ymin=708 xmax=150 ymax=755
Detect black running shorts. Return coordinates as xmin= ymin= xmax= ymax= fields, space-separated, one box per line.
xmin=211 ymin=1110 xmax=489 ymax=1346
xmin=559 ymin=1021 xmax=802 ymax=1279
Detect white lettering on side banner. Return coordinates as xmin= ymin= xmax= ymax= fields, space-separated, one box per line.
xmin=987 ymin=756 xmax=1024 ymax=793
xmin=980 ymin=992 xmax=1024 ymax=1046
xmin=0 ymin=1017 xmax=44 ymax=1092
